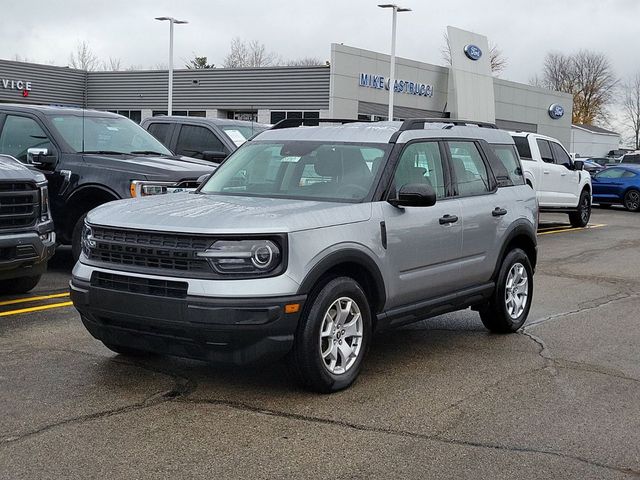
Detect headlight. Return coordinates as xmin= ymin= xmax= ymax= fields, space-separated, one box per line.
xmin=38 ymin=183 xmax=50 ymax=222
xmin=130 ymin=180 xmax=200 ymax=197
xmin=81 ymin=222 xmax=96 ymax=257
xmin=197 ymin=239 xmax=282 ymax=275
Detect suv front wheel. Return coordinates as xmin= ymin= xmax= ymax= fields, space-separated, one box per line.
xmin=479 ymin=248 xmax=533 ymax=333
xmin=289 ymin=277 xmax=371 ymax=393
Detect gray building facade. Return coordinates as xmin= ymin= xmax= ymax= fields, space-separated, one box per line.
xmin=0 ymin=28 xmax=573 ymax=146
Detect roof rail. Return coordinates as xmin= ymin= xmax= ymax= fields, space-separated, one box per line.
xmin=398 ymin=118 xmax=498 ymax=132
xmin=270 ymin=118 xmax=369 ymax=130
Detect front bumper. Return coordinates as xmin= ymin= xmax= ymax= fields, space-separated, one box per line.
xmin=0 ymin=230 xmax=56 ymax=280
xmin=70 ymin=275 xmax=306 ymax=365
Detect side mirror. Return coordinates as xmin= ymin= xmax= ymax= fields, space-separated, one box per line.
xmin=202 ymin=150 xmax=228 ymax=163
xmin=27 ymin=148 xmax=57 ymax=168
xmin=573 ymin=160 xmax=584 ymax=171
xmin=389 ymin=183 xmax=437 ymax=208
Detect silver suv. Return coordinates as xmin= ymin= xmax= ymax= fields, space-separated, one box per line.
xmin=71 ymin=119 xmax=538 ymax=392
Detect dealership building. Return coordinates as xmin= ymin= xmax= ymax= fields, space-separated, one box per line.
xmin=0 ymin=27 xmax=573 ymax=147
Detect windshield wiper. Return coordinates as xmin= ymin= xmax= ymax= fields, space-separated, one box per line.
xmin=130 ymin=150 xmax=168 ymax=156
xmin=79 ymin=150 xmax=133 ymax=155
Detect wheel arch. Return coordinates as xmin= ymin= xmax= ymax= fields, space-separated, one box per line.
xmin=62 ymin=184 xmax=120 ymax=242
xmin=492 ymin=221 xmax=538 ymax=280
xmin=297 ymin=249 xmax=387 ymax=316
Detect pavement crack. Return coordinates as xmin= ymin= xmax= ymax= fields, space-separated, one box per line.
xmin=177 ymin=397 xmax=640 ymax=477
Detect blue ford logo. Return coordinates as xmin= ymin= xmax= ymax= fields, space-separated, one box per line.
xmin=549 ymin=104 xmax=565 ymax=119
xmin=464 ymin=44 xmax=482 ymax=61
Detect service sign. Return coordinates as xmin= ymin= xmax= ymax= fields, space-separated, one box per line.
xmin=1 ymin=78 xmax=32 ymax=96
xmin=358 ymin=73 xmax=434 ymax=98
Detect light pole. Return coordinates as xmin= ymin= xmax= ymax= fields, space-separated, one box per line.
xmin=155 ymin=16 xmax=188 ymax=116
xmin=378 ymin=4 xmax=411 ymax=121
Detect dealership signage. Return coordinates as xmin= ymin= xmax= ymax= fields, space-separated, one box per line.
xmin=464 ymin=44 xmax=482 ymax=61
xmin=548 ymin=103 xmax=565 ymax=119
xmin=358 ymin=73 xmax=434 ymax=98
xmin=1 ymin=78 xmax=32 ymax=96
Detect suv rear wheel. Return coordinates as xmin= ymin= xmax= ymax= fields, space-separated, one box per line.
xmin=289 ymin=277 xmax=371 ymax=393
xmin=569 ymin=189 xmax=591 ymax=227
xmin=479 ymin=248 xmax=533 ymax=333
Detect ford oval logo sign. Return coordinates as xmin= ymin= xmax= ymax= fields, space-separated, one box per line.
xmin=549 ymin=104 xmax=565 ymax=119
xmin=464 ymin=44 xmax=482 ymax=61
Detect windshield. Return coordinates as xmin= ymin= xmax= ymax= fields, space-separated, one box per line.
xmin=48 ymin=114 xmax=172 ymax=155
xmin=220 ymin=125 xmax=269 ymax=147
xmin=199 ymin=141 xmax=389 ymax=202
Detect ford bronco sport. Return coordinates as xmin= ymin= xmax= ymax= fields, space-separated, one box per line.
xmin=71 ymin=119 xmax=538 ymax=393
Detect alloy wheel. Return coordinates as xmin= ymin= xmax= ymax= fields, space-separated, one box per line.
xmin=625 ymin=190 xmax=640 ymax=211
xmin=319 ymin=297 xmax=363 ymax=375
xmin=580 ymin=195 xmax=591 ymax=224
xmin=505 ymin=263 xmax=529 ymax=319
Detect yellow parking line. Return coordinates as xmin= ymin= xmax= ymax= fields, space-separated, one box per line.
xmin=0 ymin=301 xmax=74 ymax=317
xmin=0 ymin=292 xmax=70 ymax=307
xmin=538 ymin=224 xmax=606 ymax=236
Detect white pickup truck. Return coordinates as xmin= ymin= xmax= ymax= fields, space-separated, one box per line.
xmin=511 ymin=132 xmax=592 ymax=227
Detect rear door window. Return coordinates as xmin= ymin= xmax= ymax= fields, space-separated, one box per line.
xmin=489 ymin=144 xmax=525 ymax=187
xmin=550 ymin=142 xmax=572 ymax=167
xmin=447 ymin=141 xmax=491 ymax=196
xmin=536 ymin=139 xmax=554 ymax=164
xmin=146 ymin=122 xmax=172 ymax=147
xmin=512 ymin=136 xmax=533 ymax=160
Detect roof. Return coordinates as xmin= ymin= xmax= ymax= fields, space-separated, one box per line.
xmin=572 ymin=124 xmax=620 ymax=136
xmin=0 ymin=103 xmax=120 ymax=118
xmin=145 ymin=115 xmax=270 ymax=129
xmin=256 ymin=120 xmax=515 ymax=145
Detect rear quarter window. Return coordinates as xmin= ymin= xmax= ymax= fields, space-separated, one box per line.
xmin=489 ymin=144 xmax=525 ymax=187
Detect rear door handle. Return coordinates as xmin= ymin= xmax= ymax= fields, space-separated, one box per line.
xmin=439 ymin=214 xmax=459 ymax=225
xmin=543 ymin=170 xmax=550 ymax=174
xmin=492 ymin=207 xmax=508 ymax=217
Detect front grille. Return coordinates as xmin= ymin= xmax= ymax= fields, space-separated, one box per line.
xmin=92 ymin=271 xmax=188 ymax=298
xmin=88 ymin=226 xmax=213 ymax=274
xmin=0 ymin=182 xmax=39 ymax=230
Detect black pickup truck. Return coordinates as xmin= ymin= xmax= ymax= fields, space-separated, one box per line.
xmin=0 ymin=105 xmax=215 ymax=260
xmin=0 ymin=154 xmax=55 ymax=293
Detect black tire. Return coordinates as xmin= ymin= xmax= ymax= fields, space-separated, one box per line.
xmin=71 ymin=213 xmax=87 ymax=263
xmin=289 ymin=277 xmax=372 ymax=393
xmin=624 ymin=189 xmax=640 ymax=212
xmin=0 ymin=275 xmax=42 ymax=295
xmin=479 ymin=248 xmax=533 ymax=333
xmin=102 ymin=342 xmax=152 ymax=357
xmin=569 ymin=189 xmax=591 ymax=227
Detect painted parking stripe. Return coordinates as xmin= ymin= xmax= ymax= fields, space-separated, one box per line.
xmin=538 ymin=223 xmax=606 ymax=236
xmin=0 ymin=301 xmax=74 ymax=317
xmin=0 ymin=292 xmax=70 ymax=307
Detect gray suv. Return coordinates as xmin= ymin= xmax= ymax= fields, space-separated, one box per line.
xmin=71 ymin=119 xmax=538 ymax=392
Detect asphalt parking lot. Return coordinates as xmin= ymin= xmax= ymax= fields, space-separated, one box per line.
xmin=1 ymin=207 xmax=639 ymax=480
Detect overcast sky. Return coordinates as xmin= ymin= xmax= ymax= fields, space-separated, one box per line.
xmin=2 ymin=0 xmax=639 ymax=85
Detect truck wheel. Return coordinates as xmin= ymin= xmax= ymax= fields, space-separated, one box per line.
xmin=71 ymin=213 xmax=87 ymax=263
xmin=0 ymin=275 xmax=42 ymax=295
xmin=569 ymin=189 xmax=591 ymax=227
xmin=624 ymin=189 xmax=640 ymax=212
xmin=479 ymin=248 xmax=533 ymax=333
xmin=289 ymin=277 xmax=371 ymax=393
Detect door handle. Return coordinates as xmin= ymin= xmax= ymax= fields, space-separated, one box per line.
xmin=439 ymin=214 xmax=459 ymax=225
xmin=492 ymin=207 xmax=508 ymax=217
xmin=561 ymin=172 xmax=567 ymax=176
xmin=543 ymin=170 xmax=550 ymax=174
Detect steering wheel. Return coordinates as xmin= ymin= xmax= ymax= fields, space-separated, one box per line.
xmin=336 ymin=183 xmax=369 ymax=197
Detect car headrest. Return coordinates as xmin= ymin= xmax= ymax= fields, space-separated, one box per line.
xmin=314 ymin=147 xmax=342 ymax=177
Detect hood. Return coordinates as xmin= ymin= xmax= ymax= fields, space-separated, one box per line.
xmin=82 ymin=154 xmax=215 ymax=180
xmin=0 ymin=156 xmax=46 ymax=183
xmin=87 ymin=193 xmax=372 ymax=234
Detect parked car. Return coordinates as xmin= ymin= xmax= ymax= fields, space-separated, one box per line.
xmin=607 ymin=149 xmax=632 ymax=159
xmin=582 ymin=159 xmax=605 ymax=176
xmin=584 ymin=157 xmax=617 ymax=168
xmin=141 ymin=116 xmax=269 ymax=163
xmin=592 ymin=164 xmax=640 ymax=211
xmin=619 ymin=152 xmax=640 ymax=165
xmin=71 ymin=118 xmax=538 ymax=393
xmin=0 ymin=105 xmax=215 ymax=261
xmin=0 ymin=154 xmax=55 ymax=294
xmin=511 ymin=132 xmax=592 ymax=227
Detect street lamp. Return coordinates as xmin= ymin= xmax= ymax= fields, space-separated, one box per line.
xmin=155 ymin=16 xmax=188 ymax=116
xmin=378 ymin=4 xmax=411 ymax=121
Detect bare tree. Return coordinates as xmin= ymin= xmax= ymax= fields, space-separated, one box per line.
xmin=68 ymin=41 xmax=100 ymax=71
xmin=285 ymin=57 xmax=325 ymax=67
xmin=535 ymin=50 xmax=618 ymax=125
xmin=622 ymin=74 xmax=640 ymax=150
xmin=103 ymin=57 xmax=122 ymax=71
xmin=186 ymin=55 xmax=214 ymax=69
xmin=223 ymin=38 xmax=278 ymax=68
xmin=441 ymin=33 xmax=507 ymax=75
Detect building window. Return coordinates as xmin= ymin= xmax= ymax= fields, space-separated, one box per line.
xmin=152 ymin=110 xmax=205 ymax=118
xmin=270 ymin=111 xmax=320 ymax=125
xmin=108 ymin=110 xmax=142 ymax=123
xmin=226 ymin=111 xmax=258 ymax=122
